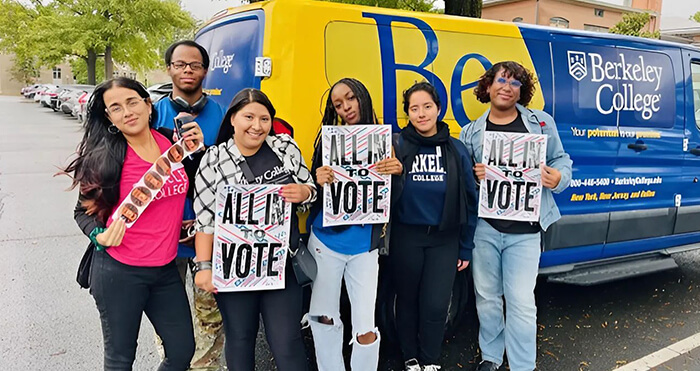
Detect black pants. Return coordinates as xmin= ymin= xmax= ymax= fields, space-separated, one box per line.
xmin=390 ymin=223 xmax=460 ymax=365
xmin=90 ymin=250 xmax=195 ymax=371
xmin=215 ymin=263 xmax=308 ymax=371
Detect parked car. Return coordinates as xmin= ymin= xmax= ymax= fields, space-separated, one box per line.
xmin=63 ymin=88 xmax=93 ymax=116
xmin=32 ymin=84 xmax=54 ymax=102
xmin=21 ymin=84 xmax=40 ymax=97
xmin=38 ymin=85 xmax=59 ymax=106
xmin=147 ymin=82 xmax=172 ymax=102
xmin=76 ymin=90 xmax=92 ymax=124
xmin=51 ymin=87 xmax=73 ymax=112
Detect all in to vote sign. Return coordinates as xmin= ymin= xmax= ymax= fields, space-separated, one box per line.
xmin=213 ymin=184 xmax=291 ymax=292
xmin=479 ymin=131 xmax=547 ymax=222
xmin=322 ymin=125 xmax=392 ymax=227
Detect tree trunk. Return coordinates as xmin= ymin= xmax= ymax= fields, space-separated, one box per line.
xmin=444 ymin=0 xmax=482 ymax=17
xmin=87 ymin=49 xmax=97 ymax=85
xmin=105 ymin=45 xmax=113 ymax=80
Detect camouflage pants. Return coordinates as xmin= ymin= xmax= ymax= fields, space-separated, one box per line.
xmin=156 ymin=257 xmax=225 ymax=370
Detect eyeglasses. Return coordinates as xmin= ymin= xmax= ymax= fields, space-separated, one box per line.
xmin=495 ymin=77 xmax=523 ymax=89
xmin=170 ymin=61 xmax=205 ymax=71
xmin=105 ymin=97 xmax=148 ymax=119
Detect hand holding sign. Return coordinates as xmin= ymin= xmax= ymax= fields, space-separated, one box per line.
xmin=321 ymin=125 xmax=392 ymax=227
xmin=96 ymin=218 xmax=126 ymax=247
xmin=279 ymin=184 xmax=312 ymax=203
xmin=473 ymin=163 xmax=486 ymax=181
xmin=478 ymin=132 xmax=547 ymax=222
xmin=375 ymin=156 xmax=403 ymax=176
xmin=316 ymin=166 xmax=334 ymax=186
xmin=541 ymin=164 xmax=561 ymax=189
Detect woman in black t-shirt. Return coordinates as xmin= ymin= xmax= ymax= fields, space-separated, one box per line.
xmin=192 ymin=88 xmax=316 ymax=371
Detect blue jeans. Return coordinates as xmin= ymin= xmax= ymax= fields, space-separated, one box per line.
xmin=472 ymin=219 xmax=541 ymax=371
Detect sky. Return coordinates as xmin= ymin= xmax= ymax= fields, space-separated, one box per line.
xmin=181 ymin=0 xmax=699 ymax=24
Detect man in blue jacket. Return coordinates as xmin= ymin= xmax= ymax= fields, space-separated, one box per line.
xmin=154 ymin=40 xmax=225 ymax=371
xmin=460 ymin=61 xmax=572 ymax=371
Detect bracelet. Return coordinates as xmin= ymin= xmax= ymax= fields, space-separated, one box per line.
xmin=193 ymin=260 xmax=212 ymax=276
xmin=302 ymin=185 xmax=316 ymax=204
xmin=89 ymin=227 xmax=107 ymax=251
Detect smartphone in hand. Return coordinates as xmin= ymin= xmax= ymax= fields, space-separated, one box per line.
xmin=174 ymin=114 xmax=195 ymax=140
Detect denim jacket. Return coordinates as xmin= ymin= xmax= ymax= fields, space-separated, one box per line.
xmin=458 ymin=104 xmax=573 ymax=231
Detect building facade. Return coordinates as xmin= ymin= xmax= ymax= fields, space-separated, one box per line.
xmin=481 ymin=0 xmax=661 ymax=33
xmin=660 ymin=16 xmax=700 ymax=47
xmin=0 ymin=53 xmax=171 ymax=96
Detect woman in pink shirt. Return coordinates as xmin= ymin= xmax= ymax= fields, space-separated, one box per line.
xmin=64 ymin=77 xmax=204 ymax=371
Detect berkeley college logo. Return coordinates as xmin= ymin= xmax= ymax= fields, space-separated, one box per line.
xmin=567 ymin=51 xmax=587 ymax=81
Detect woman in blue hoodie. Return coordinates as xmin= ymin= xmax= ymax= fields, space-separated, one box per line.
xmin=392 ymin=81 xmax=478 ymax=371
xmin=306 ymin=78 xmax=403 ymax=371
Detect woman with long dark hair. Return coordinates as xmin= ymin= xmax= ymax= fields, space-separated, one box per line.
xmin=306 ymin=78 xmax=403 ymax=371
xmin=391 ymin=81 xmax=477 ymax=371
xmin=64 ymin=77 xmax=204 ymax=370
xmin=193 ymin=88 xmax=316 ymax=371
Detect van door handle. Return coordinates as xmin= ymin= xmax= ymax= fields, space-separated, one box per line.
xmin=627 ymin=143 xmax=648 ymax=151
xmin=690 ymin=148 xmax=700 ymax=156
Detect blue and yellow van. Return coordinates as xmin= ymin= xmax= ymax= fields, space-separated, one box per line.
xmin=195 ymin=0 xmax=700 ymax=286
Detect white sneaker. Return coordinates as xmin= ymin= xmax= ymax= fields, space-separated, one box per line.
xmin=424 ymin=365 xmax=442 ymax=371
xmin=404 ymin=358 xmax=422 ymax=371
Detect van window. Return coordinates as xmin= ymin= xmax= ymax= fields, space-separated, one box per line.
xmin=692 ymin=62 xmax=700 ymax=129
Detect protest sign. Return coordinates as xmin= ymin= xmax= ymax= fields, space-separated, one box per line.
xmin=322 ymin=125 xmax=392 ymax=227
xmin=111 ymin=137 xmax=203 ymax=228
xmin=213 ymin=184 xmax=291 ymax=292
xmin=478 ymin=131 xmax=547 ymax=222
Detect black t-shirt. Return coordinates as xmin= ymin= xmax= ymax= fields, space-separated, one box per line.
xmin=241 ymin=142 xmax=300 ymax=249
xmin=485 ymin=115 xmax=541 ymax=234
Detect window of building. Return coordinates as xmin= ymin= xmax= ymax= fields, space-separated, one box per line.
xmin=594 ymin=8 xmax=604 ymax=17
xmin=549 ymin=17 xmax=569 ymax=28
xmin=692 ymin=62 xmax=700 ymax=129
xmin=52 ymin=67 xmax=61 ymax=79
xmin=584 ymin=24 xmax=609 ymax=33
xmin=512 ymin=17 xmax=523 ymax=22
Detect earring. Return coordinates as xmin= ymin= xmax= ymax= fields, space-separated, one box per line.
xmin=108 ymin=124 xmax=120 ymax=135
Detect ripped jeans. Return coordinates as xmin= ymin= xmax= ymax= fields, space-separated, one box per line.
xmin=306 ymin=230 xmax=381 ymax=371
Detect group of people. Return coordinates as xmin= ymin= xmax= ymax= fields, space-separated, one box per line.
xmin=63 ymin=39 xmax=572 ymax=371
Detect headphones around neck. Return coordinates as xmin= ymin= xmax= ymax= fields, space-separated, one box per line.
xmin=169 ymin=93 xmax=208 ymax=114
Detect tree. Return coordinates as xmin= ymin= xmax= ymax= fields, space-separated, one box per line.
xmin=0 ymin=0 xmax=196 ymax=85
xmin=235 ymin=0 xmax=436 ymax=12
xmin=70 ymin=58 xmax=104 ymax=85
xmin=444 ymin=0 xmax=481 ymax=17
xmin=691 ymin=11 xmax=700 ymax=23
xmin=609 ymin=12 xmax=660 ymax=39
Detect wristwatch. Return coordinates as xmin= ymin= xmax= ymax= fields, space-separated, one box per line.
xmin=192 ymin=260 xmax=212 ymax=276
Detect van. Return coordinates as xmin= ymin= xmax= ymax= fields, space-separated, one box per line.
xmin=195 ymin=0 xmax=700 ymax=328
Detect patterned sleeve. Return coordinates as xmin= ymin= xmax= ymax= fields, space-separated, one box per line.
xmin=194 ymin=144 xmax=220 ymax=235
xmin=286 ymin=135 xmax=317 ymax=205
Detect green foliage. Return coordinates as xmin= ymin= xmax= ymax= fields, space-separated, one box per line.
xmin=324 ymin=0 xmax=435 ymax=12
xmin=691 ymin=11 xmax=700 ymax=23
xmin=70 ymin=58 xmax=104 ymax=84
xmin=609 ymin=12 xmax=660 ymax=39
xmin=0 ymin=0 xmax=196 ymax=84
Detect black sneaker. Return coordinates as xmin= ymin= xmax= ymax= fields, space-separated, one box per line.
xmin=476 ymin=360 xmax=499 ymax=371
xmin=404 ymin=358 xmax=421 ymax=371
